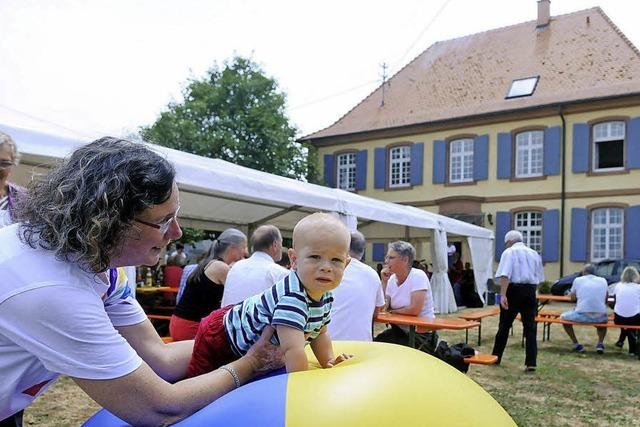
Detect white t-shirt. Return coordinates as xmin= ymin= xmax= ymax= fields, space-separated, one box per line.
xmin=495 ymin=242 xmax=544 ymax=285
xmin=328 ymin=259 xmax=385 ymax=341
xmin=613 ymin=282 xmax=640 ymax=317
xmin=221 ymin=251 xmax=289 ymax=306
xmin=570 ymin=274 xmax=608 ymax=314
xmin=0 ymin=224 xmax=146 ymax=419
xmin=386 ymin=268 xmax=435 ymax=322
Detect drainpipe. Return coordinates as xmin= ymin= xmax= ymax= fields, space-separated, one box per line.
xmin=559 ymin=105 xmax=566 ymax=277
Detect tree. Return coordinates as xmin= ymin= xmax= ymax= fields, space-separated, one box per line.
xmin=140 ymin=56 xmax=318 ymax=182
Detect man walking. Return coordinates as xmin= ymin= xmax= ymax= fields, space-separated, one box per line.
xmin=491 ymin=230 xmax=544 ymax=372
xmin=221 ymin=225 xmax=288 ymax=305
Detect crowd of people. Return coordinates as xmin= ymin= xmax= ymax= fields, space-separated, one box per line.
xmin=1 ymin=131 xmax=639 ymax=426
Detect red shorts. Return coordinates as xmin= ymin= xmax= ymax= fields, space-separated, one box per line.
xmin=186 ymin=305 xmax=237 ymax=378
xmin=169 ymin=315 xmax=200 ymax=341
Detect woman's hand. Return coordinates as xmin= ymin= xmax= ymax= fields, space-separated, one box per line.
xmin=244 ymin=326 xmax=285 ymax=374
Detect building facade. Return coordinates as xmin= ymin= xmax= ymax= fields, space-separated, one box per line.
xmin=300 ymin=5 xmax=640 ymax=281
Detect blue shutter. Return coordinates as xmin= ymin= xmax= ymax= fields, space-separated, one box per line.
xmin=372 ymin=243 xmax=386 ymax=262
xmin=495 ymin=211 xmax=512 ymax=262
xmin=542 ymin=209 xmax=560 ymax=262
xmin=543 ymin=126 xmax=561 ymax=176
xmin=410 ymin=142 xmax=424 ymax=186
xmin=625 ymin=205 xmax=640 ymax=259
xmin=374 ymin=148 xmax=386 ymax=189
xmin=432 ymin=140 xmax=446 ymax=184
xmin=572 ymin=123 xmax=589 ymax=173
xmin=323 ymin=154 xmax=335 ymax=188
xmin=570 ymin=208 xmax=588 ymax=262
xmin=627 ymin=117 xmax=640 ymax=169
xmin=473 ymin=134 xmax=489 ymax=181
xmin=355 ymin=150 xmax=367 ymax=190
xmin=497 ymin=133 xmax=512 ymax=179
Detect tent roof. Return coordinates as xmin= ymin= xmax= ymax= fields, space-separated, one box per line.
xmin=1 ymin=123 xmax=493 ymax=240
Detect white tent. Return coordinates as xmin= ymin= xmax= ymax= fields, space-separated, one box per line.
xmin=1 ymin=123 xmax=495 ymax=312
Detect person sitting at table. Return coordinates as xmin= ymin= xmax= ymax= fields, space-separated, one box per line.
xmin=374 ymin=241 xmax=436 ymax=351
xmin=612 ymin=266 xmax=640 ymax=356
xmin=559 ymin=264 xmax=609 ymax=354
xmin=170 ymin=228 xmax=248 ymax=341
xmin=0 ymin=131 xmax=23 ymax=228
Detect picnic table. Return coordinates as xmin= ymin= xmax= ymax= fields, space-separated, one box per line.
xmin=136 ymin=286 xmax=178 ymax=294
xmin=536 ymin=293 xmax=571 ymax=313
xmin=374 ymin=312 xmax=480 ymax=348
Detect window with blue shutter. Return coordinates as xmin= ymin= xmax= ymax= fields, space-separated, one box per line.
xmin=497 ymin=133 xmax=512 ymax=179
xmin=410 ymin=142 xmax=424 ymax=186
xmin=432 ymin=140 xmax=446 ymax=184
xmin=572 ymin=123 xmax=589 ymax=173
xmin=323 ymin=154 xmax=335 ymax=188
xmin=355 ymin=150 xmax=367 ymax=190
xmin=374 ymin=148 xmax=386 ymax=189
xmin=543 ymin=126 xmax=561 ymax=176
xmin=372 ymin=243 xmax=386 ymax=262
xmin=542 ymin=209 xmax=559 ymax=262
xmin=570 ymin=208 xmax=588 ymax=262
xmin=473 ymin=134 xmax=489 ymax=181
xmin=625 ymin=205 xmax=640 ymax=259
xmin=627 ymin=117 xmax=640 ymax=169
xmin=495 ymin=211 xmax=512 ymax=262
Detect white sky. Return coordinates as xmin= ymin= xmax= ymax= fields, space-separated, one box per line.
xmin=1 ymin=0 xmax=639 ymax=140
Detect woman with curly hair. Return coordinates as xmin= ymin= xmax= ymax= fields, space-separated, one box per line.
xmin=0 ymin=137 xmax=282 ymax=426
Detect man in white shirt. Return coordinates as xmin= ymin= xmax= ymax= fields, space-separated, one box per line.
xmin=221 ymin=225 xmax=289 ymax=306
xmin=559 ymin=264 xmax=609 ymax=353
xmin=491 ymin=230 xmax=544 ymax=372
xmin=328 ymin=231 xmax=385 ymax=341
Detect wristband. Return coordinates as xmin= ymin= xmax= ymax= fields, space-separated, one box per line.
xmin=220 ymin=365 xmax=241 ymax=388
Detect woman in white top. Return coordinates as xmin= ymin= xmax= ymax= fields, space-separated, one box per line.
xmin=0 ymin=132 xmax=21 ymax=228
xmin=613 ymin=266 xmax=640 ymax=356
xmin=374 ymin=241 xmax=436 ymax=351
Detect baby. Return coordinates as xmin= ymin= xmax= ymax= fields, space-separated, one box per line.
xmin=187 ymin=212 xmax=352 ymax=377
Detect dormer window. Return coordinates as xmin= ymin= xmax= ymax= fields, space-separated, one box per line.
xmin=506 ymin=76 xmax=539 ymax=99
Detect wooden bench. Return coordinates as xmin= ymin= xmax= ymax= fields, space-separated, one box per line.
xmin=536 ymin=316 xmax=640 ymax=357
xmin=161 ymin=336 xmax=174 ymax=344
xmin=147 ymin=314 xmax=172 ymax=322
xmin=536 ymin=313 xmax=616 ymax=341
xmin=464 ymin=353 xmax=498 ymax=365
xmin=458 ymin=307 xmax=500 ymax=345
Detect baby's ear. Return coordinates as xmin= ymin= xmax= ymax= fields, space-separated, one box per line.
xmin=288 ymin=247 xmax=297 ymax=269
xmin=344 ymin=256 xmax=352 ymax=267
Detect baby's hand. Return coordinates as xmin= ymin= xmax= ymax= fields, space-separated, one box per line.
xmin=324 ymin=353 xmax=353 ymax=368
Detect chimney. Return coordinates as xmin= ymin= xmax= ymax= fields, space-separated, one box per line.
xmin=537 ymin=0 xmax=550 ymax=28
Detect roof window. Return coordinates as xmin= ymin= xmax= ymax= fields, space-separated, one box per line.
xmin=506 ymin=76 xmax=539 ymax=99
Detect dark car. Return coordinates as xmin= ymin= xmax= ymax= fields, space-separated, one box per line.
xmin=550 ymin=259 xmax=640 ymax=296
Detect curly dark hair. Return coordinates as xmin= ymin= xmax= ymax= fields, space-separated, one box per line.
xmin=15 ymin=136 xmax=175 ymax=272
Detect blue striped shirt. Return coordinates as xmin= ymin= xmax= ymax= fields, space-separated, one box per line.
xmin=223 ymin=270 xmax=333 ymax=356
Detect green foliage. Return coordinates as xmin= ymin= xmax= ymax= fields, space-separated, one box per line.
xmin=537 ymin=280 xmax=552 ymax=294
xmin=140 ymin=56 xmax=312 ymax=180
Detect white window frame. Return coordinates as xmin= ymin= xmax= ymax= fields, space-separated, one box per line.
xmin=449 ymin=138 xmax=474 ymax=183
xmin=590 ymin=207 xmax=624 ymax=262
xmin=592 ymin=121 xmax=625 ymax=172
xmin=515 ymin=130 xmax=544 ymax=178
xmin=388 ymin=145 xmax=411 ymax=188
xmin=336 ymin=152 xmax=357 ymax=191
xmin=514 ymin=211 xmax=543 ymax=254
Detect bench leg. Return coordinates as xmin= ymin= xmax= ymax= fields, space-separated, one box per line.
xmin=465 ymin=329 xmax=468 ymax=344
xmin=478 ymin=322 xmax=482 ymax=347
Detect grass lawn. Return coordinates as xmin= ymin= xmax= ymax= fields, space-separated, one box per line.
xmin=24 ymin=302 xmax=640 ymax=426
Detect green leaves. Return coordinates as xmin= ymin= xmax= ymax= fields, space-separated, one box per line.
xmin=140 ymin=56 xmax=317 ymax=182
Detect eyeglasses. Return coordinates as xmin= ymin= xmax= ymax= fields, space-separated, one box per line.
xmin=0 ymin=160 xmax=14 ymax=169
xmin=134 ymin=207 xmax=180 ymax=234
xmin=385 ymin=255 xmax=399 ymax=261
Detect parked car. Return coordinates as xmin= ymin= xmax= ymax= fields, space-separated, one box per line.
xmin=550 ymin=259 xmax=640 ymax=296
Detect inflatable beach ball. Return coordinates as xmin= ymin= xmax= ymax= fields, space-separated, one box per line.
xmin=84 ymin=341 xmax=515 ymax=426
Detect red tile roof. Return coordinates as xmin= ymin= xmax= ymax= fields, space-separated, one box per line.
xmin=304 ymin=7 xmax=640 ymax=141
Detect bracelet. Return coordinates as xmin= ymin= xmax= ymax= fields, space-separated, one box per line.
xmin=220 ymin=365 xmax=241 ymax=389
